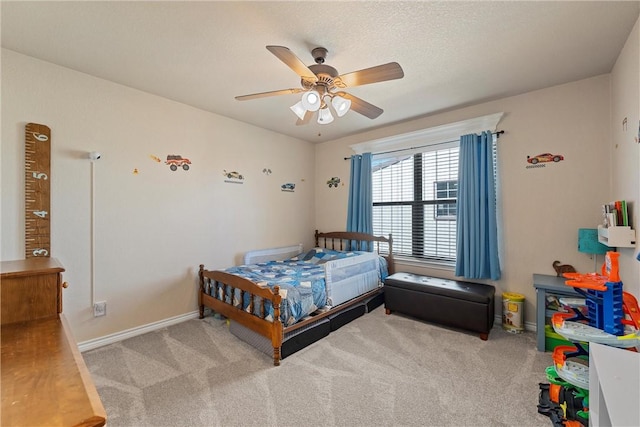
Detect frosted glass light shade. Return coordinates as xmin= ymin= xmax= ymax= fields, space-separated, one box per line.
xmin=331 ymin=95 xmax=351 ymax=117
xmin=317 ymin=107 xmax=334 ymax=124
xmin=289 ymin=101 xmax=306 ymax=120
xmin=301 ymin=90 xmax=321 ymax=111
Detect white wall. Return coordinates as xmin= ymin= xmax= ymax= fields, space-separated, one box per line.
xmin=610 ymin=17 xmax=640 ymax=298
xmin=316 ymin=75 xmax=614 ymax=324
xmin=1 ymin=49 xmax=316 ymax=342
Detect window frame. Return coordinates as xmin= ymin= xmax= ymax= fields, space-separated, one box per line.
xmin=351 ymin=113 xmax=504 ymax=268
xmin=434 ymin=179 xmax=458 ymax=221
xmin=371 ymin=134 xmax=498 ymax=268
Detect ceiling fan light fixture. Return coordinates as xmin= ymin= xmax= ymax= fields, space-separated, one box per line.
xmin=289 ymin=101 xmax=307 ymax=120
xmin=235 ymin=45 xmax=404 ymax=126
xmin=331 ymin=95 xmax=351 ymax=117
xmin=317 ymin=107 xmax=334 ymax=125
xmin=301 ymin=90 xmax=321 ymax=112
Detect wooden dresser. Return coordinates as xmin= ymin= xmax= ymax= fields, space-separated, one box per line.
xmin=1 ymin=258 xmax=107 ymax=427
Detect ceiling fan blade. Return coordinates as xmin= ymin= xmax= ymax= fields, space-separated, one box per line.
xmin=337 ymin=92 xmax=383 ymax=119
xmin=235 ymin=88 xmax=304 ymax=101
xmin=266 ymin=46 xmax=318 ymax=84
xmin=336 ymin=62 xmax=404 ymax=88
xmin=296 ymin=110 xmax=314 ymax=126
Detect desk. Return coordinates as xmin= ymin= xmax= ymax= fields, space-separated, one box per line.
xmin=1 ymin=259 xmax=106 ymax=427
xmin=1 ymin=316 xmax=106 ymax=426
xmin=589 ymin=342 xmax=640 ymax=426
xmin=533 ymin=274 xmax=579 ymax=351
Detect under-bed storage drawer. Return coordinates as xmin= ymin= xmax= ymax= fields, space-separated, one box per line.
xmin=230 ymin=317 xmax=331 ymax=359
xmin=328 ymin=303 xmax=366 ymax=331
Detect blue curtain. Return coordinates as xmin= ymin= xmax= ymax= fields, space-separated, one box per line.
xmin=346 ymin=153 xmax=373 ymax=236
xmin=455 ymin=132 xmax=501 ymax=280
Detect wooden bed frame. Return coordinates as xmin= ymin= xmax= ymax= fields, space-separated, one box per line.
xmin=198 ymin=230 xmax=394 ymax=366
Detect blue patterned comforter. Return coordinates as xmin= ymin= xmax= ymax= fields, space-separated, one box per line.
xmin=221 ymin=248 xmax=386 ymax=326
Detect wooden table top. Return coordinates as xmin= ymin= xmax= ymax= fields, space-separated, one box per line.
xmin=1 ymin=316 xmax=106 ymax=427
xmin=1 ymin=257 xmax=65 ymax=277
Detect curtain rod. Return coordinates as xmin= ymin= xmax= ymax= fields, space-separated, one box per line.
xmin=344 ymin=130 xmax=505 ymax=160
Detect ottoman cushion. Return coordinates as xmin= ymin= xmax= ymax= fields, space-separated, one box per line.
xmin=384 ymin=272 xmax=495 ymax=339
xmin=385 ymin=274 xmax=494 ymax=304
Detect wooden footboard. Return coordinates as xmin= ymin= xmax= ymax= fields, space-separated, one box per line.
xmin=198 ymin=267 xmax=284 ymax=365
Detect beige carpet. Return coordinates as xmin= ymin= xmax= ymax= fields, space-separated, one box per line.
xmin=82 ymin=307 xmax=553 ymax=426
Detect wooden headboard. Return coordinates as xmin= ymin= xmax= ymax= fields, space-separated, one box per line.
xmin=314 ymin=230 xmax=394 ymax=275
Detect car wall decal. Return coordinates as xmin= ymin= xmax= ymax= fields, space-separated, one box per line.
xmin=281 ymin=183 xmax=295 ymax=192
xmin=165 ymin=154 xmax=191 ymax=171
xmin=327 ymin=176 xmax=341 ymax=188
xmin=525 ymin=152 xmax=564 ymax=169
xmin=223 ymin=169 xmax=244 ymax=184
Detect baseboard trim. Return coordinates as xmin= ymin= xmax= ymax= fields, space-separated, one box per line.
xmin=78 ymin=311 xmax=200 ymax=352
xmin=524 ymin=320 xmax=536 ymax=332
xmin=78 ymin=311 xmax=535 ymax=352
xmin=494 ymin=314 xmax=536 ymax=332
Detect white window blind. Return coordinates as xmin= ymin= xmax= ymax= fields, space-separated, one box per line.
xmin=372 ymin=144 xmax=459 ymax=262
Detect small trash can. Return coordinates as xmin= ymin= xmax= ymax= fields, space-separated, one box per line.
xmin=502 ymin=292 xmax=525 ymax=333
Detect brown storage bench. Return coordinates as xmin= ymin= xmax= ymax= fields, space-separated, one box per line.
xmin=384 ymin=272 xmax=495 ymax=340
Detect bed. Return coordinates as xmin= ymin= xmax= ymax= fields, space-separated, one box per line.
xmin=198 ymin=230 xmax=394 ymax=365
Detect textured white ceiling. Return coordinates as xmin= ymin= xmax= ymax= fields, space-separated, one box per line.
xmin=2 ymin=1 xmax=639 ymax=143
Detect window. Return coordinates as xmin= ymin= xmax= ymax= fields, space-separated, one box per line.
xmin=372 ymin=137 xmax=497 ymax=265
xmin=372 ymin=144 xmax=459 ymax=263
xmin=353 ymin=114 xmax=503 ymax=265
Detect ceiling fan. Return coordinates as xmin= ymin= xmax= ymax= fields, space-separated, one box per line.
xmin=235 ymin=46 xmax=404 ymax=125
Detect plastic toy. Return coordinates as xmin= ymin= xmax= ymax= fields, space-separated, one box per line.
xmin=551 ymin=345 xmax=589 ymax=390
xmin=538 ymin=384 xmax=588 ymax=426
xmin=538 ymin=375 xmax=589 ymax=427
xmin=554 ymin=251 xmax=640 ymax=350
xmin=539 ymin=251 xmax=640 ymax=426
xmin=552 ymin=310 xmax=640 ymax=349
xmin=562 ymin=252 xmax=624 ymax=335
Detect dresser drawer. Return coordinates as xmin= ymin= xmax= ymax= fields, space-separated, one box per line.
xmin=1 ymin=258 xmax=65 ymax=325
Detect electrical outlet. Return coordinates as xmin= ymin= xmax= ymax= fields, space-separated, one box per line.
xmin=93 ymin=301 xmax=107 ymax=317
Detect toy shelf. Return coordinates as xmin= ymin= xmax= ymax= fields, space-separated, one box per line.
xmin=597 ymin=225 xmax=635 ymax=248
